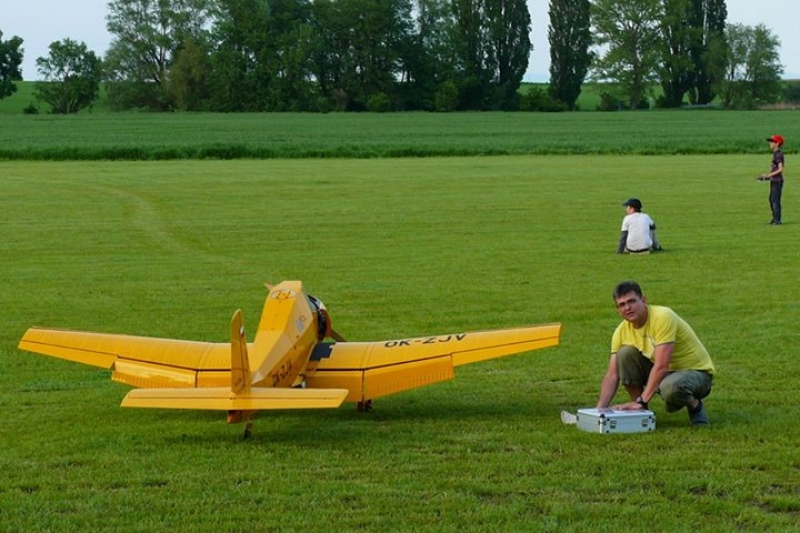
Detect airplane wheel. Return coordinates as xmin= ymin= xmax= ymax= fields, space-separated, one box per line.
xmin=357 ymin=400 xmax=373 ymax=412
xmin=243 ymin=422 xmax=253 ymax=439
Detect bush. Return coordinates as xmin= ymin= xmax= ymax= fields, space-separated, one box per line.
xmin=331 ymin=89 xmax=349 ymax=112
xmin=519 ymin=86 xmax=567 ymax=112
xmin=434 ymin=81 xmax=459 ymax=112
xmin=315 ymin=96 xmax=333 ymax=113
xmin=366 ymin=92 xmax=392 ymax=113
xmin=783 ymin=82 xmax=800 ymax=104
xmin=597 ymin=91 xmax=624 ymax=112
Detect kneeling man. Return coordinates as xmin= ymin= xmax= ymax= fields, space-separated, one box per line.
xmin=597 ymin=281 xmax=715 ymax=426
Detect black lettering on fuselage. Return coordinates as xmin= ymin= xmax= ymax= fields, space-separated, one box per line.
xmin=384 ymin=333 xmax=468 ymax=348
xmin=271 ymin=359 xmax=293 ymax=386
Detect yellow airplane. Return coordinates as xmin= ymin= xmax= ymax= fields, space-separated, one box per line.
xmin=19 ymin=281 xmax=561 ymax=436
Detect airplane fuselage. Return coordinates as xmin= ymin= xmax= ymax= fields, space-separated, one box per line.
xmin=250 ymin=282 xmax=325 ymax=389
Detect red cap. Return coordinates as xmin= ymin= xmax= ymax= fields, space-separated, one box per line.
xmin=766 ymin=134 xmax=784 ymax=146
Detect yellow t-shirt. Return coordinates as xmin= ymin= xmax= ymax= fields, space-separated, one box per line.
xmin=611 ymin=305 xmax=715 ymax=374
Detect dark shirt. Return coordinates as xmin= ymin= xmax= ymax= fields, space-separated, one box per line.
xmin=772 ymin=149 xmax=784 ymax=183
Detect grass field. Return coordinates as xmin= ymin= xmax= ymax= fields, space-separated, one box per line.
xmin=2 ymin=154 xmax=800 ymax=532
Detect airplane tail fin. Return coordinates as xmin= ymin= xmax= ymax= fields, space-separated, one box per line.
xmin=230 ymin=309 xmax=251 ymax=395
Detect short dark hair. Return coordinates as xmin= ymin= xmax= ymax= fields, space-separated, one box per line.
xmin=613 ymin=280 xmax=643 ymax=300
xmin=622 ymin=198 xmax=642 ymax=212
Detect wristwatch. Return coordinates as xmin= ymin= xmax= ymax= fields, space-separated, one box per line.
xmin=635 ymin=396 xmax=649 ymax=409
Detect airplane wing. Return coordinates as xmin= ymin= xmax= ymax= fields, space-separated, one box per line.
xmin=18 ymin=327 xmax=233 ymax=388
xmin=19 ymin=321 xmax=561 ymax=410
xmin=304 ymin=323 xmax=561 ymax=404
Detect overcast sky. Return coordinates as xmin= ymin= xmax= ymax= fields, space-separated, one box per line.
xmin=2 ymin=0 xmax=798 ymax=82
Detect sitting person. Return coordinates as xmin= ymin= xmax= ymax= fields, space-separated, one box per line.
xmin=617 ymin=198 xmax=663 ymax=253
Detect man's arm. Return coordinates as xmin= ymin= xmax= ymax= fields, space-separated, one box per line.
xmin=614 ymin=342 xmax=673 ymax=410
xmin=597 ymin=353 xmax=620 ymax=407
xmin=617 ymin=231 xmax=628 ymax=254
xmin=640 ymin=342 xmax=673 ymax=404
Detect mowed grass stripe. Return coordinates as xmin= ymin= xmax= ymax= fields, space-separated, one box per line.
xmin=2 ymin=155 xmax=799 ymax=532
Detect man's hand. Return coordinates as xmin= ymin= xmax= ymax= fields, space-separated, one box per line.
xmin=612 ymin=401 xmax=647 ymax=411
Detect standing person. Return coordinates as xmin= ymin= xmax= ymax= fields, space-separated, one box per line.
xmin=616 ymin=198 xmax=663 ymax=253
xmin=596 ymin=281 xmax=715 ymax=427
xmin=761 ymin=134 xmax=785 ymax=225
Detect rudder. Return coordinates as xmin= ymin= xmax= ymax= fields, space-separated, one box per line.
xmin=230 ymin=309 xmax=251 ymax=395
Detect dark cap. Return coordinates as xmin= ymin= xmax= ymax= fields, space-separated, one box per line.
xmin=622 ymin=198 xmax=642 ymax=210
xmin=766 ymin=134 xmax=784 ymax=146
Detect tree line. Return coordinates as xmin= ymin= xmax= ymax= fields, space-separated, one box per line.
xmin=547 ymin=0 xmax=784 ymax=111
xmin=0 ymin=0 xmax=788 ymax=114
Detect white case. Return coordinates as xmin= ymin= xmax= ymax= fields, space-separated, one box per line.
xmin=576 ymin=408 xmax=656 ymax=434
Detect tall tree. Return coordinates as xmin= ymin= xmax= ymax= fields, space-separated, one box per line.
xmin=719 ymin=23 xmax=783 ymax=109
xmin=208 ymin=0 xmax=277 ymax=111
xmin=104 ymin=0 xmax=215 ymax=110
xmin=656 ymin=0 xmax=696 ymax=107
xmin=0 ymin=31 xmax=24 ymax=100
xmin=689 ymin=0 xmax=727 ymax=104
xmin=398 ymin=0 xmax=458 ymax=110
xmin=310 ymin=0 xmax=412 ymax=111
xmin=451 ymin=0 xmax=530 ymax=110
xmin=485 ymin=0 xmax=531 ymax=110
xmin=548 ymin=0 xmax=592 ymax=110
xmin=169 ymin=37 xmax=212 ymax=111
xmin=208 ymin=0 xmax=316 ymax=112
xmin=450 ymin=0 xmax=489 ymax=109
xmin=266 ymin=0 xmax=316 ymax=111
xmin=34 ymin=39 xmax=103 ymax=114
xmin=591 ymin=0 xmax=661 ymax=109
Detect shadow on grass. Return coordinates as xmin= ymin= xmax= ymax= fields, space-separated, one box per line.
xmin=142 ymin=394 xmax=563 ymax=445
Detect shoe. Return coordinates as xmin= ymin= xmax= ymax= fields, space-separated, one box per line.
xmin=653 ymin=245 xmax=664 ymax=252
xmin=688 ymin=401 xmax=709 ymax=427
xmin=560 ymin=411 xmax=577 ymax=425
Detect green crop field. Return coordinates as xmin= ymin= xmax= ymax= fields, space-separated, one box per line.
xmin=2 ymin=152 xmax=799 ymax=532
xmin=2 ymin=80 xmax=798 ymax=161
xmin=0 ymin=110 xmax=799 ymax=161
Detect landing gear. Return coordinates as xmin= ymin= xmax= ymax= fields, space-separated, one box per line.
xmin=243 ymin=421 xmax=254 ymax=439
xmin=357 ymin=400 xmax=373 ymax=412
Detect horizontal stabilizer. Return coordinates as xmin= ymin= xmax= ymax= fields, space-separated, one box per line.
xmin=121 ymin=387 xmax=348 ymax=411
